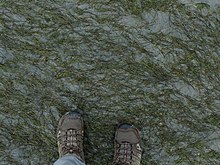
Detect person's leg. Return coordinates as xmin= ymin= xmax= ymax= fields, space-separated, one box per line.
xmin=113 ymin=123 xmax=143 ymax=165
xmin=54 ymin=111 xmax=86 ymax=165
xmin=54 ymin=154 xmax=85 ymax=165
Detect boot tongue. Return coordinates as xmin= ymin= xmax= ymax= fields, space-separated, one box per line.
xmin=116 ymin=128 xmax=139 ymax=144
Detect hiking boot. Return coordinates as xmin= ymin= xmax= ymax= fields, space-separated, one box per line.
xmin=57 ymin=111 xmax=85 ymax=162
xmin=113 ymin=123 xmax=143 ymax=165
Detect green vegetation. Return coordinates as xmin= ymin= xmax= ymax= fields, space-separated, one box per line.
xmin=0 ymin=0 xmax=220 ymax=164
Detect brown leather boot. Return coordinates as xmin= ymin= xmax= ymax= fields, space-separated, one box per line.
xmin=113 ymin=123 xmax=143 ymax=165
xmin=57 ymin=111 xmax=85 ymax=162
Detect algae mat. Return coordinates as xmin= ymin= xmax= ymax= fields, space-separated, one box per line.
xmin=1 ymin=0 xmax=220 ymax=164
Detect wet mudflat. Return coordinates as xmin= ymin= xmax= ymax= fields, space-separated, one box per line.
xmin=0 ymin=0 xmax=220 ymax=164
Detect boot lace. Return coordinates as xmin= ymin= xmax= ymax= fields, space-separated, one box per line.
xmin=114 ymin=142 xmax=133 ymax=165
xmin=58 ymin=129 xmax=83 ymax=159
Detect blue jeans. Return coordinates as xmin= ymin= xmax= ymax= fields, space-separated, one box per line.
xmin=54 ymin=155 xmax=86 ymax=165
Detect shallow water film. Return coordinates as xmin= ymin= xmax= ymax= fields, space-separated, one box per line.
xmin=1 ymin=0 xmax=220 ymax=164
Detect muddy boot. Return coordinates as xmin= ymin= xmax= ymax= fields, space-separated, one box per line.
xmin=113 ymin=123 xmax=143 ymax=165
xmin=57 ymin=111 xmax=85 ymax=162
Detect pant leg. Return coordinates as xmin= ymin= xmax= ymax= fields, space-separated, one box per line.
xmin=54 ymin=155 xmax=86 ymax=165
